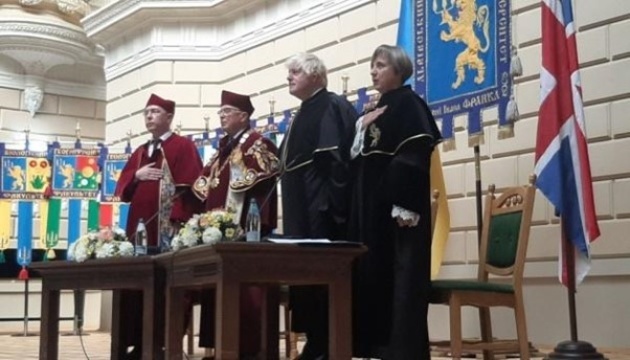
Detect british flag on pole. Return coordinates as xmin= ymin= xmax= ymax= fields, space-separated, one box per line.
xmin=534 ymin=0 xmax=600 ymax=286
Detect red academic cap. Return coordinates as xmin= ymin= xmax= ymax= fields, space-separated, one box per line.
xmin=146 ymin=93 xmax=175 ymax=114
xmin=221 ymin=90 xmax=254 ymax=116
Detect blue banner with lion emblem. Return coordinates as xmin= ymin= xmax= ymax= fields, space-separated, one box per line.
xmin=0 ymin=147 xmax=50 ymax=200
xmin=101 ymin=153 xmax=131 ymax=202
xmin=413 ymin=0 xmax=514 ymax=150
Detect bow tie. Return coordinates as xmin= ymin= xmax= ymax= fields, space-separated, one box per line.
xmin=148 ymin=138 xmax=162 ymax=146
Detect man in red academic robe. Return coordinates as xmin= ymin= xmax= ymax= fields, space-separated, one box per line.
xmin=115 ymin=93 xmax=202 ymax=359
xmin=116 ymin=93 xmax=202 ymax=249
xmin=192 ymin=90 xmax=279 ymax=359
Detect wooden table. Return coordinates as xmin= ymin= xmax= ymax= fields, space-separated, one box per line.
xmin=31 ymin=256 xmax=165 ymax=360
xmin=155 ymin=242 xmax=365 ymax=360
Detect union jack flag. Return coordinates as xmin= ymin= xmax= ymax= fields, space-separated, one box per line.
xmin=534 ymin=0 xmax=600 ymax=286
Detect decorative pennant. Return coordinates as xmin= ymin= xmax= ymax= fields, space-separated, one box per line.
xmin=440 ymin=116 xmax=456 ymax=151
xmin=413 ymin=0 xmax=513 ymax=150
xmin=0 ymin=200 xmax=11 ymax=263
xmin=101 ymin=153 xmax=130 ymax=202
xmin=42 ymin=198 xmax=61 ymax=261
xmin=1 ymin=149 xmax=51 ymax=200
xmin=67 ymin=199 xmax=82 ymax=247
xmin=87 ymin=199 xmax=100 ymax=231
xmin=118 ymin=203 xmax=130 ymax=230
xmin=99 ymin=203 xmax=113 ymax=228
xmin=17 ymin=201 xmax=33 ymax=280
xmin=51 ymin=148 xmax=100 ymax=199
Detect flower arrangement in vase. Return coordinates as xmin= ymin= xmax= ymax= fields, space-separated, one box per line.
xmin=171 ymin=209 xmax=241 ymax=251
xmin=68 ymin=226 xmax=134 ymax=262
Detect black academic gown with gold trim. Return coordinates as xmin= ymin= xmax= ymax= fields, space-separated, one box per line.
xmin=279 ymin=89 xmax=357 ymax=345
xmin=349 ymin=85 xmax=441 ymax=360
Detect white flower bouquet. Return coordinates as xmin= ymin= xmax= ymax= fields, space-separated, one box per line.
xmin=171 ymin=209 xmax=241 ymax=251
xmin=68 ymin=226 xmax=134 ymax=262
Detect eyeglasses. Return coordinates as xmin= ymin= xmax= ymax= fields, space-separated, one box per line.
xmin=217 ymin=108 xmax=243 ymax=116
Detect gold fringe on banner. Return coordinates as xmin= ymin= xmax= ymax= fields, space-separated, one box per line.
xmin=498 ymin=125 xmax=515 ymax=139
xmin=442 ymin=138 xmax=456 ymax=152
xmin=468 ymin=133 xmax=485 ymax=148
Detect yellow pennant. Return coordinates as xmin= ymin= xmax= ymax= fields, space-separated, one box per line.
xmin=0 ymin=200 xmax=11 ymax=250
xmin=430 ymin=149 xmax=451 ymax=279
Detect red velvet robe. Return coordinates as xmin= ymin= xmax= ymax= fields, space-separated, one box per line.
xmin=115 ymin=133 xmax=203 ymax=247
xmin=192 ymin=128 xmax=279 ymax=234
xmin=192 ymin=128 xmax=279 ymax=355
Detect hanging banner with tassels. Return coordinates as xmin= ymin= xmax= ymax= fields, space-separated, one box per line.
xmin=414 ymin=0 xmax=516 ymax=150
xmin=0 ymin=200 xmax=11 ymax=263
xmin=118 ymin=203 xmax=130 ymax=231
xmin=41 ymin=198 xmax=61 ymax=261
xmin=0 ymin=148 xmax=51 ymax=199
xmin=52 ymin=148 xmax=100 ymax=247
xmin=101 ymin=153 xmax=130 ymax=203
xmin=99 ymin=203 xmax=113 ymax=228
xmin=67 ymin=199 xmax=82 ymax=248
xmin=16 ymin=201 xmax=33 ymax=280
xmin=87 ymin=199 xmax=100 ymax=231
xmin=100 ymin=151 xmax=129 ymax=229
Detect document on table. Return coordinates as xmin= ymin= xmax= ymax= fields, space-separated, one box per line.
xmin=266 ymin=238 xmax=361 ymax=247
xmin=267 ymin=238 xmax=331 ymax=244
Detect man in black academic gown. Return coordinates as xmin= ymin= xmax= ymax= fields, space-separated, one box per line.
xmin=279 ymin=53 xmax=357 ymax=360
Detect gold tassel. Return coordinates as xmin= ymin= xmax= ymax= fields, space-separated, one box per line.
xmin=511 ymin=45 xmax=523 ymax=77
xmin=468 ymin=133 xmax=485 ymax=148
xmin=506 ymin=94 xmax=519 ymax=122
xmin=46 ymin=248 xmax=56 ymax=260
xmin=442 ymin=138 xmax=456 ymax=152
xmin=498 ymin=125 xmax=515 ymax=139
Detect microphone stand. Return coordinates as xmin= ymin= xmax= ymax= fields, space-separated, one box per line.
xmin=128 ymin=186 xmax=187 ymax=254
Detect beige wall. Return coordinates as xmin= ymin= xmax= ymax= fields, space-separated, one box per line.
xmin=88 ymin=0 xmax=630 ymax=348
xmin=0 ymin=87 xmax=106 ymax=149
xmin=0 ymin=87 xmax=106 ymax=333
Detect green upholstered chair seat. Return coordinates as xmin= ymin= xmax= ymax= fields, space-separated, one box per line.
xmin=432 ymin=279 xmax=514 ymax=294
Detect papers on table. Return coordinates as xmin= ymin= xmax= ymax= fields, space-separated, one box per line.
xmin=267 ymin=238 xmax=331 ymax=244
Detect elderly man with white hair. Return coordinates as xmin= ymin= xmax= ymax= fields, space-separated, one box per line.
xmin=279 ymin=53 xmax=357 ymax=360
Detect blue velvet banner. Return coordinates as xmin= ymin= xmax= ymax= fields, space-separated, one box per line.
xmin=16 ymin=201 xmax=33 ymax=266
xmin=411 ymin=0 xmax=513 ymax=149
xmin=67 ymin=199 xmax=82 ymax=247
xmin=118 ymin=203 xmax=130 ymax=231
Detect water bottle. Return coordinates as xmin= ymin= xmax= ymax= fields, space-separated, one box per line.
xmin=135 ymin=218 xmax=148 ymax=256
xmin=245 ymin=198 xmax=261 ymax=242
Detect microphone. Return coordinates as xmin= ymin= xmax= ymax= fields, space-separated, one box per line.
xmin=128 ymin=187 xmax=187 ymax=252
xmin=258 ymin=157 xmax=297 ymax=212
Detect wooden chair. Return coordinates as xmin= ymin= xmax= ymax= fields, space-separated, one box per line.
xmin=430 ymin=175 xmax=536 ymax=360
xmin=280 ymin=286 xmax=300 ymax=359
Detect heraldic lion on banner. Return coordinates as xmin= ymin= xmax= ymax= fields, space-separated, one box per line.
xmin=438 ymin=0 xmax=491 ymax=89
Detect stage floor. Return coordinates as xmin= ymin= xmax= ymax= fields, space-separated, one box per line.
xmin=0 ymin=331 xmax=625 ymax=359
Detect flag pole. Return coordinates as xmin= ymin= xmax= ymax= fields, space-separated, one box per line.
xmin=544 ymin=220 xmax=605 ymax=360
xmin=473 ymin=145 xmax=483 ymax=244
